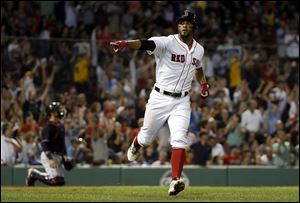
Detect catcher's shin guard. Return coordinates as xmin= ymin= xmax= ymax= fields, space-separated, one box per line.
xmin=46 ymin=177 xmax=65 ymax=186
xmin=26 ymin=168 xmax=37 ymax=186
xmin=30 ymin=168 xmax=65 ymax=186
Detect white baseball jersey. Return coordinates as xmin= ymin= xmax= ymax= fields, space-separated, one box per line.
xmin=137 ymin=34 xmax=205 ymax=149
xmin=147 ymin=34 xmax=204 ymax=93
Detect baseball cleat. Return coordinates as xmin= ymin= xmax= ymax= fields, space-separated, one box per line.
xmin=168 ymin=179 xmax=185 ymax=196
xmin=26 ymin=168 xmax=36 ymax=186
xmin=127 ymin=139 xmax=141 ymax=161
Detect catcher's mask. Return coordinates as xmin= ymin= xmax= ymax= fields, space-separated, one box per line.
xmin=177 ymin=10 xmax=197 ymax=31
xmin=46 ymin=101 xmax=65 ymax=119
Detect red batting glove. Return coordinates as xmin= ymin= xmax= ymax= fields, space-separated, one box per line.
xmin=200 ymin=83 xmax=210 ymax=99
xmin=110 ymin=40 xmax=128 ymax=53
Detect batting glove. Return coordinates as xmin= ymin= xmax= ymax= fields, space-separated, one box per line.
xmin=110 ymin=40 xmax=128 ymax=53
xmin=200 ymin=83 xmax=210 ymax=99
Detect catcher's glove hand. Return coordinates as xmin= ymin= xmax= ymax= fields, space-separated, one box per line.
xmin=62 ymin=155 xmax=75 ymax=171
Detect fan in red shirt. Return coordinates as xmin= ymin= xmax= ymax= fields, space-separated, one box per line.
xmin=223 ymin=146 xmax=242 ymax=165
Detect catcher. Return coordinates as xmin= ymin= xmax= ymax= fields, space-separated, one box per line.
xmin=26 ymin=101 xmax=74 ymax=186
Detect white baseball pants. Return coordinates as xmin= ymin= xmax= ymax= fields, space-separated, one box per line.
xmin=40 ymin=152 xmax=64 ymax=179
xmin=137 ymin=89 xmax=191 ymax=149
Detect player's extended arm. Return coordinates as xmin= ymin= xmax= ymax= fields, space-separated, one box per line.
xmin=195 ymin=68 xmax=210 ymax=99
xmin=110 ymin=40 xmax=155 ymax=53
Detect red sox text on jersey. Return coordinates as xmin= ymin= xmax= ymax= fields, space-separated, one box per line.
xmin=171 ymin=54 xmax=201 ymax=67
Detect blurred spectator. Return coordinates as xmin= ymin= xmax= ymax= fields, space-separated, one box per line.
xmin=202 ymin=52 xmax=214 ymax=81
xmin=215 ymin=108 xmax=230 ymax=133
xmin=190 ymin=132 xmax=211 ymax=166
xmin=85 ymin=112 xmax=109 ymax=165
xmin=143 ymin=145 xmax=158 ymax=165
xmin=67 ymin=137 xmax=90 ymax=164
xmin=242 ymin=53 xmax=260 ymax=92
xmin=283 ymin=25 xmax=299 ymax=59
xmin=272 ymin=130 xmax=291 ymax=167
xmin=72 ymin=42 xmax=90 ymax=93
xmin=266 ymin=98 xmax=288 ymax=136
xmin=225 ymin=113 xmax=244 ymax=148
xmin=208 ymin=135 xmax=225 ymax=165
xmin=241 ymin=150 xmax=255 ymax=165
xmin=260 ymin=60 xmax=277 ymax=85
xmin=1 ymin=123 xmax=22 ymax=166
xmin=64 ymin=1 xmax=78 ymax=28
xmin=229 ymin=56 xmax=242 ymax=95
xmin=184 ymin=148 xmax=195 ymax=165
xmin=201 ymin=117 xmax=217 ymax=138
xmin=17 ymin=132 xmax=39 ymax=165
xmin=233 ymin=80 xmax=252 ymax=106
xmin=223 ymin=146 xmax=242 ymax=165
xmin=156 ymin=124 xmax=170 ymax=153
xmin=108 ymin=121 xmax=127 ymax=164
xmin=151 ymin=151 xmax=170 ymax=166
xmin=189 ymin=99 xmax=202 ymax=135
xmin=259 ymin=146 xmax=275 ymax=166
xmin=270 ymin=120 xmax=285 ymax=138
xmin=91 ymin=126 xmax=109 ymax=166
xmin=241 ymin=99 xmax=264 ymax=143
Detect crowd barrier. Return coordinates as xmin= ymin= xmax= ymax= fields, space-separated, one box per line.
xmin=1 ymin=165 xmax=298 ymax=186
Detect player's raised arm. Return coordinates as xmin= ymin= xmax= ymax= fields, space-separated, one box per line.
xmin=110 ymin=40 xmax=155 ymax=53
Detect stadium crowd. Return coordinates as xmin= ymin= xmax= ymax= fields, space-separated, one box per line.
xmin=1 ymin=1 xmax=299 ymax=168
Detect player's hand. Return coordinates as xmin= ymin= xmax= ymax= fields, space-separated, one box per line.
xmin=110 ymin=40 xmax=128 ymax=53
xmin=49 ymin=159 xmax=57 ymax=168
xmin=200 ymin=83 xmax=210 ymax=99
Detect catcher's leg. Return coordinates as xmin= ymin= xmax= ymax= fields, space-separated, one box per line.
xmin=45 ymin=177 xmax=65 ymax=186
xmin=26 ymin=168 xmax=38 ymax=186
xmin=41 ymin=153 xmax=64 ymax=175
xmin=28 ymin=168 xmax=65 ymax=186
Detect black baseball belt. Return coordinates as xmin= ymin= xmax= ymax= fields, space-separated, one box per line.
xmin=154 ymin=86 xmax=188 ymax=98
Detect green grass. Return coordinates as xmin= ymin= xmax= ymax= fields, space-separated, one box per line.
xmin=1 ymin=186 xmax=299 ymax=202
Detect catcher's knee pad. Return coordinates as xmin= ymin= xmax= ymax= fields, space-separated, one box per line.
xmin=49 ymin=177 xmax=65 ymax=186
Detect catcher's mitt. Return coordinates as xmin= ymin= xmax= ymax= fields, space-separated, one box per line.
xmin=62 ymin=156 xmax=75 ymax=171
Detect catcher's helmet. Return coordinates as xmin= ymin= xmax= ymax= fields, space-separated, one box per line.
xmin=46 ymin=101 xmax=64 ymax=119
xmin=177 ymin=10 xmax=197 ymax=29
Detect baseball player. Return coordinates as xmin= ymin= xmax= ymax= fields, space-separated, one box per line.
xmin=26 ymin=101 xmax=67 ymax=186
xmin=110 ymin=10 xmax=209 ymax=195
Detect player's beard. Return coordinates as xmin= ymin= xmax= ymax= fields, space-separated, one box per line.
xmin=179 ymin=30 xmax=193 ymax=42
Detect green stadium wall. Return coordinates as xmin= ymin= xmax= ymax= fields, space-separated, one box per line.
xmin=1 ymin=166 xmax=298 ymax=186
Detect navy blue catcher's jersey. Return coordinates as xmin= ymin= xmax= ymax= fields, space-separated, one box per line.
xmin=41 ymin=121 xmax=66 ymax=155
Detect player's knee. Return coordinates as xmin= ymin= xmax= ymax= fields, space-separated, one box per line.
xmin=137 ymin=133 xmax=151 ymax=147
xmin=170 ymin=137 xmax=188 ymax=149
